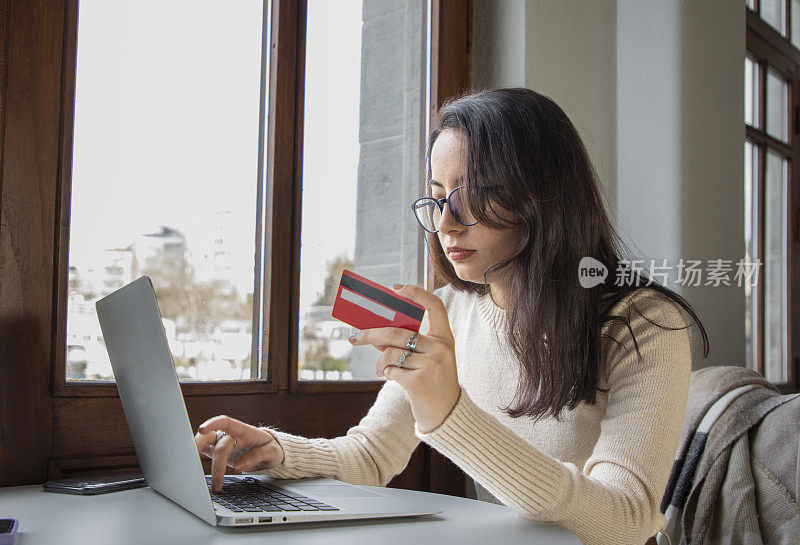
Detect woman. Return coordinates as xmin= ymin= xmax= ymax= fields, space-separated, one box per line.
xmin=195 ymin=88 xmax=708 ymax=545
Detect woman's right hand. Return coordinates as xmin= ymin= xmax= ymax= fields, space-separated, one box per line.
xmin=194 ymin=415 xmax=285 ymax=492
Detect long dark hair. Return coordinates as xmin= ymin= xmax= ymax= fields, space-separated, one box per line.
xmin=427 ymin=88 xmax=709 ymax=420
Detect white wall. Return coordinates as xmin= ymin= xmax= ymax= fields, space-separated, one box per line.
xmin=616 ymin=0 xmax=745 ymax=367
xmin=678 ymin=0 xmax=746 ymax=367
xmin=471 ymin=0 xmax=526 ymax=90
xmin=471 ymin=0 xmax=746 ymax=368
xmin=524 ymin=0 xmax=618 ymax=210
xmin=471 ymin=0 xmax=617 ymax=207
xmin=616 ymin=0 xmax=682 ymax=268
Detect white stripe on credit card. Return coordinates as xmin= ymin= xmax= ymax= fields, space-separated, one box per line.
xmin=341 ymin=288 xmax=396 ymax=321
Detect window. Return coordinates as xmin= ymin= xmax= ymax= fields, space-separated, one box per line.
xmin=67 ymin=0 xmax=264 ymax=382
xmin=745 ymin=3 xmax=800 ymax=391
xmin=297 ymin=0 xmax=428 ymax=382
xmin=0 ymin=0 xmax=469 ymax=492
xmin=755 ymin=0 xmax=800 ymax=50
xmin=65 ymin=0 xmax=431 ymax=386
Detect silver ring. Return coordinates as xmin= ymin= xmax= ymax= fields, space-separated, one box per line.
xmin=396 ymin=348 xmax=412 ymax=368
xmin=406 ymin=332 xmax=419 ymax=352
xmin=215 ymin=430 xmax=238 ymax=451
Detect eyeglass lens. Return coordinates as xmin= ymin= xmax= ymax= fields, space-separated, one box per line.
xmin=413 ymin=186 xmax=475 ymax=232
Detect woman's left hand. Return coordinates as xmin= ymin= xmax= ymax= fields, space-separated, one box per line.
xmin=348 ymin=284 xmax=460 ymax=434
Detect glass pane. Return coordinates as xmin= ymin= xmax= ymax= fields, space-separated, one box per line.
xmin=793 ymin=0 xmax=800 ymax=47
xmin=298 ymin=0 xmax=427 ymax=381
xmin=67 ymin=1 xmax=266 ymax=381
xmin=764 ymin=150 xmax=789 ymax=383
xmin=744 ymin=141 xmax=759 ymax=372
xmin=761 ymin=0 xmax=787 ymax=35
xmin=766 ymin=68 xmax=789 ymax=143
xmin=747 ymin=0 xmax=756 ymax=10
xmin=745 ymin=56 xmax=760 ymax=128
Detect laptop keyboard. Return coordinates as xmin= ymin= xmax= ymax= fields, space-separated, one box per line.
xmin=208 ymin=477 xmax=340 ymax=513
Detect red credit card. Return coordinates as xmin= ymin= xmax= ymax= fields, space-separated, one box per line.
xmin=332 ymin=270 xmax=425 ymax=332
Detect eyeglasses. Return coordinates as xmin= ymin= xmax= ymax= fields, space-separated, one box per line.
xmin=411 ymin=185 xmax=478 ymax=233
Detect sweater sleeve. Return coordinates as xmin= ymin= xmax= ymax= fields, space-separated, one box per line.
xmin=415 ymin=290 xmax=692 ymax=545
xmin=249 ymin=379 xmax=420 ymax=487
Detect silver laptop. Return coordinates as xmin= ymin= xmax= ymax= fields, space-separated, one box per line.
xmin=95 ymin=276 xmax=439 ymax=527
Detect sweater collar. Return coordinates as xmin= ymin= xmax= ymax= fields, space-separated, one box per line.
xmin=477 ymin=290 xmax=507 ymax=330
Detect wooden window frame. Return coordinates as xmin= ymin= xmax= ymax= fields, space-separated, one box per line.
xmin=746 ymin=8 xmax=800 ymax=393
xmin=0 ymin=0 xmax=470 ymax=494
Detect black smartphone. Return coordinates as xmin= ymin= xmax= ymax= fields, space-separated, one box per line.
xmin=42 ymin=473 xmax=146 ymax=495
xmin=0 ymin=519 xmax=18 ymax=545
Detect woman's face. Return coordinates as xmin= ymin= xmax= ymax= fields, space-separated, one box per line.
xmin=429 ymin=129 xmax=521 ymax=290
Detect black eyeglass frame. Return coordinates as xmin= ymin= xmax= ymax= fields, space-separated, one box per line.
xmin=410 ymin=185 xmax=479 ymax=234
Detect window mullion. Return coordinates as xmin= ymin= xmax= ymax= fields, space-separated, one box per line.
xmin=263 ymin=0 xmax=303 ymax=390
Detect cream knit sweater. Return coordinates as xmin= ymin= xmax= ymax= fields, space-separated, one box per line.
xmin=255 ymin=286 xmax=692 ymax=545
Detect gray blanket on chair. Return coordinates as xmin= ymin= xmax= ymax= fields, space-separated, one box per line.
xmin=657 ymin=365 xmax=800 ymax=545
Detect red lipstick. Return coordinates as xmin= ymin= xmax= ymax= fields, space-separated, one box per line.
xmin=446 ymin=246 xmax=475 ymax=261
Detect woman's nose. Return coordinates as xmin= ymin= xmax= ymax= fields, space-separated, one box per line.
xmin=437 ymin=202 xmax=462 ymax=233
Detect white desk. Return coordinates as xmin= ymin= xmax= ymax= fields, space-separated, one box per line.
xmin=0 ymin=483 xmax=581 ymax=544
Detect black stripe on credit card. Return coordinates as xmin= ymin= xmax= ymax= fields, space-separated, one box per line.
xmin=340 ymin=273 xmax=425 ymax=322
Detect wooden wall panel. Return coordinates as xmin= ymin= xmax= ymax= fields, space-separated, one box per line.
xmin=51 ymin=389 xmax=430 ymax=491
xmin=52 ymin=391 xmax=383 ymax=458
xmin=0 ymin=0 xmax=7 ymax=218
xmin=0 ymin=0 xmax=64 ymax=486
